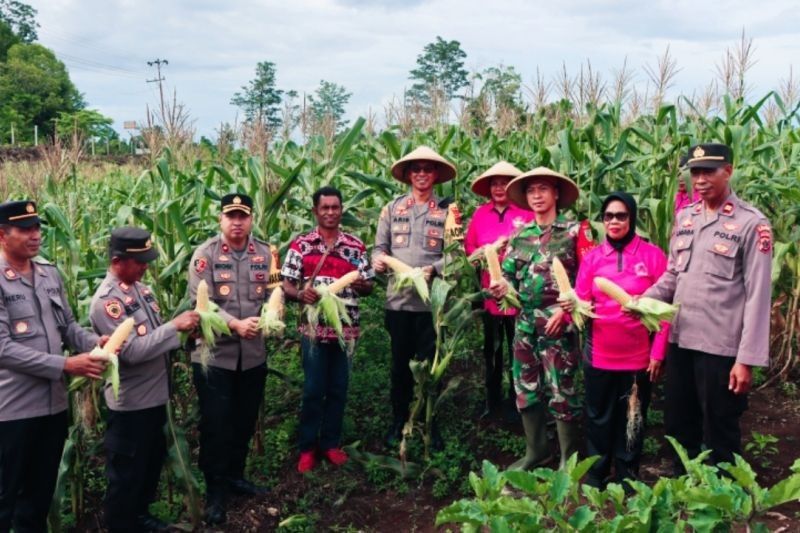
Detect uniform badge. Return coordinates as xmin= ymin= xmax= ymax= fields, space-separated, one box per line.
xmin=722 ymin=223 xmax=739 ymax=231
xmin=428 ymin=239 xmax=438 ymax=247
xmin=252 ymin=255 xmax=266 ymax=263
xmin=218 ymin=255 xmax=230 ymax=262
xmin=682 ymin=218 xmax=694 ymax=228
xmin=693 ymin=146 xmax=705 ymax=158
xmin=3 ymin=268 xmax=17 ymax=280
xmin=104 ymin=299 xmax=123 ymax=320
xmin=256 ymin=273 xmax=265 ymax=280
xmin=248 ymin=242 xmax=255 ymax=254
xmin=220 ymin=272 xmax=231 ymax=280
xmin=756 ymin=224 xmax=772 ymax=254
xmin=14 ymin=321 xmax=28 ymax=334
xmin=713 ymin=243 xmax=730 ymax=254
xmin=118 ymin=282 xmax=130 ymax=293
xmin=233 ymin=195 xmax=242 ymax=204
xmin=722 ymin=202 xmax=734 ymax=215
xmin=137 ymin=324 xmax=147 ymax=336
xmin=219 ymin=285 xmax=231 ymax=296
xmin=194 ymin=257 xmax=207 ymax=273
xmin=256 ymin=285 xmax=264 ymax=295
xmin=124 ymin=296 xmax=134 ymax=305
xmin=395 ymin=235 xmax=407 ymax=245
xmin=634 ymin=262 xmax=649 ymax=277
xmin=221 ymin=243 xmax=230 ymax=253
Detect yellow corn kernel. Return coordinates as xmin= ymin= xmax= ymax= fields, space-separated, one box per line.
xmin=266 ymin=286 xmax=284 ymax=316
xmin=102 ymin=317 xmax=135 ymax=355
xmin=551 ymin=257 xmax=572 ymax=295
xmin=326 ymin=270 xmax=361 ymax=295
xmin=195 ymin=279 xmax=210 ymax=312
xmin=594 ymin=277 xmax=632 ymax=306
xmin=484 ymin=244 xmax=503 ymax=284
xmin=267 ymin=244 xmax=281 ymax=289
xmin=381 ymin=255 xmax=413 ymax=274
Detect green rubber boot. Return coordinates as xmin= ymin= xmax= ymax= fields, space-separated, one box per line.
xmin=556 ymin=420 xmax=581 ymax=469
xmin=509 ymin=404 xmax=551 ymax=471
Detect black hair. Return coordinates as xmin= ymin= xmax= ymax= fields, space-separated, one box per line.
xmin=312 ymin=186 xmax=342 ymax=207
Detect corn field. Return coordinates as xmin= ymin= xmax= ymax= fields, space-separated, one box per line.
xmin=4 ymin=93 xmax=800 ymax=527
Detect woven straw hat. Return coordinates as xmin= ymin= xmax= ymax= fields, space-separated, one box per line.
xmin=506 ymin=167 xmax=579 ymax=210
xmin=390 ymin=146 xmax=457 ymax=184
xmin=470 ymin=161 xmax=523 ymax=198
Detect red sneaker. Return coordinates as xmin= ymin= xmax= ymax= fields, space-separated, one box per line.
xmin=297 ymin=451 xmax=316 ymax=473
xmin=323 ymin=448 xmax=348 ymax=466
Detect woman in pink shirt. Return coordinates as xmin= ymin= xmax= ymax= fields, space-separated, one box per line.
xmin=464 ymin=162 xmax=534 ymax=420
xmin=570 ymin=191 xmax=668 ymax=489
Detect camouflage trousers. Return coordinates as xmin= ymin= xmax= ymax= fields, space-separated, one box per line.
xmin=512 ymin=328 xmax=581 ymax=421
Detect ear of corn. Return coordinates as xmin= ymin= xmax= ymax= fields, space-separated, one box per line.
xmin=551 ymin=257 xmax=595 ymax=329
xmin=259 ymin=286 xmax=286 ymax=337
xmin=381 ymin=254 xmax=430 ymax=303
xmin=70 ymin=317 xmax=134 ymax=399
xmin=594 ymin=277 xmax=678 ymax=332
xmin=481 ymin=242 xmax=520 ymax=311
xmin=194 ymin=279 xmax=231 ymax=371
xmin=306 ymin=273 xmax=360 ymax=347
xmin=444 ymin=203 xmax=463 ymax=243
xmin=267 ymin=244 xmax=282 ymax=289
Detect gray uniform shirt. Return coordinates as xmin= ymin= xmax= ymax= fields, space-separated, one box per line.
xmin=90 ymin=271 xmax=180 ymax=411
xmin=0 ymin=256 xmax=98 ymax=421
xmin=372 ymin=193 xmax=447 ymax=312
xmin=188 ymin=235 xmax=273 ymax=371
xmin=644 ymin=192 xmax=772 ymax=367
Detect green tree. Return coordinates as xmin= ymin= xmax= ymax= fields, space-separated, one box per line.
xmin=307 ymin=80 xmax=352 ymax=132
xmin=466 ymin=64 xmax=528 ymax=131
xmin=0 ymin=19 xmax=20 ymax=61
xmin=0 ymin=0 xmax=38 ymax=43
xmin=56 ymin=109 xmax=116 ymax=142
xmin=407 ymin=36 xmax=469 ymax=104
xmin=230 ymin=61 xmax=284 ymax=130
xmin=0 ymin=42 xmax=84 ymax=142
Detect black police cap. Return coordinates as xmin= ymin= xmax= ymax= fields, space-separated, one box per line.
xmin=0 ymin=200 xmax=40 ymax=228
xmin=686 ymin=143 xmax=733 ymax=169
xmin=109 ymin=226 xmax=158 ymax=262
xmin=221 ymin=194 xmax=253 ymax=215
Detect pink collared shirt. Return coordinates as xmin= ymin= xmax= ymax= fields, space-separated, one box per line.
xmin=464 ymin=202 xmax=535 ymax=316
xmin=574 ymin=235 xmax=669 ymax=370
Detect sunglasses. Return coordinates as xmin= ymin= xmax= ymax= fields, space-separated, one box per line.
xmin=603 ymin=211 xmax=629 ymax=222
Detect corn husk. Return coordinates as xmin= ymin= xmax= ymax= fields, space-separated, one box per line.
xmin=195 ymin=280 xmax=231 ymax=371
xmin=381 ymin=255 xmax=430 ymax=303
xmin=594 ymin=277 xmax=678 ymax=332
xmin=551 ymin=257 xmax=595 ymax=329
xmin=259 ymin=286 xmax=286 ymax=337
xmin=468 ymin=238 xmax=520 ymax=311
xmin=69 ymin=317 xmax=133 ymax=399
xmin=306 ymin=271 xmax=360 ymax=347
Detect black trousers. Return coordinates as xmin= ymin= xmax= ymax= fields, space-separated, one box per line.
xmin=584 ymin=366 xmax=651 ymax=484
xmin=482 ymin=313 xmax=516 ymax=409
xmin=104 ymin=406 xmax=167 ymax=532
xmin=665 ymin=345 xmax=747 ymax=466
xmin=192 ymin=363 xmax=266 ymax=493
xmin=385 ymin=310 xmax=436 ymax=423
xmin=0 ymin=411 xmax=68 ymax=533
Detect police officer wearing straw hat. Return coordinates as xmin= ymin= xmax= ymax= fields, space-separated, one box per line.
xmin=642 ymin=143 xmax=772 ymax=472
xmin=0 ymin=200 xmax=108 ymax=532
xmin=372 ymin=146 xmax=457 ymax=448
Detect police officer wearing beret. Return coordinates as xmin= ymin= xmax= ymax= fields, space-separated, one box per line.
xmin=643 ymin=143 xmax=772 ymax=471
xmin=0 ymin=200 xmax=108 ymax=532
xmin=188 ymin=194 xmax=274 ymax=525
xmin=90 ymin=227 xmax=199 ymax=532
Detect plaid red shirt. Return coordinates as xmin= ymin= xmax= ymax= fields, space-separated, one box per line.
xmin=281 ymin=229 xmax=374 ymax=342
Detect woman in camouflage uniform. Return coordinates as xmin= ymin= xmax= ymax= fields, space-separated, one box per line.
xmin=490 ymin=167 xmax=594 ymax=470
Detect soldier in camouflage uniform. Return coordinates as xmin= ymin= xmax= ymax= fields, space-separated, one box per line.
xmin=491 ymin=168 xmax=594 ymax=470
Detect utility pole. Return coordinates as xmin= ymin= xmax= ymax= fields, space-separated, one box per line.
xmin=147 ymin=59 xmax=168 ymax=120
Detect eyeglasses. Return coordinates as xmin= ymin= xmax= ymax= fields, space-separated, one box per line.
xmin=603 ymin=211 xmax=629 ymax=222
xmin=408 ymin=163 xmax=437 ymax=174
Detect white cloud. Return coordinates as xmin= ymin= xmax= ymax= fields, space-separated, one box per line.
xmin=27 ymin=0 xmax=800 ymax=137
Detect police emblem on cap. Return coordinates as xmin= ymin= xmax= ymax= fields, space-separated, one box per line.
xmin=693 ymin=146 xmax=705 ymax=158
xmin=26 ymin=203 xmax=35 ymax=213
xmin=233 ymin=196 xmax=242 ymax=204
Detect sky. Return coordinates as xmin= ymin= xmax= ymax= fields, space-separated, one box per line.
xmin=28 ymin=0 xmax=800 ymax=139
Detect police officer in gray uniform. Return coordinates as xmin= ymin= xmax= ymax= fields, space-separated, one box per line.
xmin=188 ymin=194 xmax=274 ymax=525
xmin=90 ymin=227 xmax=199 ymax=532
xmin=0 ymin=200 xmax=107 ymax=532
xmin=643 ymin=143 xmax=772 ymax=470
xmin=372 ymin=146 xmax=457 ymax=448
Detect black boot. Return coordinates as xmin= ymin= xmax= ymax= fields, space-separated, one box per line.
xmin=228 ymin=477 xmax=270 ymax=496
xmin=204 ymin=480 xmax=227 ymax=526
